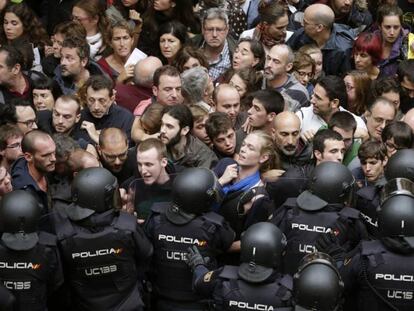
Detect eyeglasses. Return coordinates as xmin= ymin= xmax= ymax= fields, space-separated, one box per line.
xmin=101 ymin=149 xmax=128 ymax=161
xmin=204 ymin=27 xmax=227 ymax=34
xmin=6 ymin=142 xmax=21 ymax=149
xmin=17 ymin=119 xmax=37 ymax=128
xmin=296 ymin=70 xmax=314 ymax=78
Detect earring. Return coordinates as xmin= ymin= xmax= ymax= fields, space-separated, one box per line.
xmin=171 ymin=2 xmax=176 ymax=7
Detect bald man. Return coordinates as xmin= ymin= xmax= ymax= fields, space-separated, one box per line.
xmin=264 ymin=44 xmax=309 ymax=108
xmin=115 ymin=56 xmax=163 ymax=113
xmin=213 ymin=84 xmax=247 ymax=130
xmin=287 ymin=3 xmax=354 ymax=76
xmin=68 ymin=149 xmax=101 ymax=176
xmin=97 ymin=127 xmax=138 ymax=184
xmin=403 ymin=108 xmax=414 ymax=132
xmin=273 ymin=111 xmax=312 ymax=169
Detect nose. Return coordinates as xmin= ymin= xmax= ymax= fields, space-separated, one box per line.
xmin=287 ymin=135 xmax=294 ymax=145
xmin=31 ymin=123 xmax=38 ymax=129
xmin=380 ymin=120 xmax=387 ymax=131
xmin=114 ymin=157 xmax=122 ymax=165
xmin=338 ymin=153 xmax=344 ymax=163
xmin=50 ymin=153 xmax=56 ymax=163
xmin=302 ymin=75 xmax=310 ymax=84
xmin=92 ymin=103 xmax=101 ymax=111
xmin=160 ymin=125 xmax=166 ymax=134
xmin=170 ymin=89 xmax=177 ymax=98
xmin=58 ymin=115 xmax=64 ymax=124
xmin=247 ymin=107 xmax=253 ymax=116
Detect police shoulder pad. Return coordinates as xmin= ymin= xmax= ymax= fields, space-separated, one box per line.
xmin=356 ymin=186 xmax=377 ymax=201
xmin=218 ymin=265 xmax=239 ymax=280
xmin=38 ymin=231 xmax=58 ymax=247
xmin=279 ymin=274 xmax=293 ymax=291
xmin=339 ymin=207 xmax=360 ymax=219
xmin=361 ymin=239 xmax=385 ymax=256
xmin=114 ymin=211 xmax=137 ymax=231
xmin=150 ymin=202 xmax=170 ymax=214
xmin=283 ymin=198 xmax=297 ymax=208
xmin=203 ymin=211 xmax=226 ymax=226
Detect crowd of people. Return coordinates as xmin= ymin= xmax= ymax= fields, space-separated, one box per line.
xmin=0 ymin=0 xmax=414 ymax=310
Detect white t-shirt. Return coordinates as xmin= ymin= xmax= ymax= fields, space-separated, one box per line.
xmin=296 ymin=106 xmax=367 ymax=134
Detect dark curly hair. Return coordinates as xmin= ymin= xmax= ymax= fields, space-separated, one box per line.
xmin=0 ymin=3 xmax=49 ymax=47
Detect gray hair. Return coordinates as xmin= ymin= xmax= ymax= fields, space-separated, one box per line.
xmin=202 ymin=8 xmax=229 ymax=27
xmin=181 ymin=67 xmax=209 ymax=104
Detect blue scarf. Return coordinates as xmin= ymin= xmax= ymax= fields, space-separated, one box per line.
xmin=221 ymin=171 xmax=261 ymax=196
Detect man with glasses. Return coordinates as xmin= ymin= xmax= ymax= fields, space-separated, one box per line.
xmin=192 ymin=8 xmax=236 ymax=82
xmin=0 ymin=124 xmax=23 ymax=172
xmin=97 ymin=128 xmax=138 ymax=185
xmin=288 ymin=3 xmax=354 ymax=76
xmin=364 ymin=97 xmax=396 ymax=141
xmin=13 ymin=99 xmax=39 ymax=134
xmin=80 ymin=75 xmax=134 ymax=144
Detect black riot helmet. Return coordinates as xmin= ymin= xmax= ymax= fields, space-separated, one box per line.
xmin=297 ymin=162 xmax=355 ymax=211
xmin=293 ymin=253 xmax=344 ymax=311
xmin=238 ymin=222 xmax=287 ymax=283
xmin=377 ymin=192 xmax=414 ymax=245
xmin=166 ymin=168 xmax=221 ymax=225
xmin=385 ymin=149 xmax=414 ymax=181
xmin=0 ymin=190 xmax=41 ymax=251
xmin=72 ymin=167 xmax=120 ymax=214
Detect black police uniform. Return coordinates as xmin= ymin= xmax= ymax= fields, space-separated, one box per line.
xmin=54 ymin=208 xmax=153 ymax=311
xmin=355 ymin=184 xmax=382 ymax=239
xmin=0 ymin=283 xmax=14 ymax=311
xmin=270 ymin=197 xmax=364 ymax=275
xmin=0 ymin=232 xmax=64 ymax=311
xmin=341 ymin=239 xmax=414 ymax=311
xmin=145 ymin=202 xmax=235 ymax=310
xmin=192 ymin=265 xmax=293 ymax=310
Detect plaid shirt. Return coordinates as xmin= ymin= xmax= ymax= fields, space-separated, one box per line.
xmin=207 ymin=40 xmax=231 ymax=82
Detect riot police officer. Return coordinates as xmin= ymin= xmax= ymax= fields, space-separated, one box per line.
xmin=53 ymin=167 xmax=153 ymax=311
xmin=145 ymin=167 xmax=235 ymax=311
xmin=186 ymin=222 xmax=293 ymax=310
xmin=356 ymin=149 xmax=414 ymax=239
xmin=341 ymin=182 xmax=414 ymax=311
xmin=293 ymin=252 xmax=344 ymax=311
xmin=270 ymin=161 xmax=366 ymax=274
xmin=0 ymin=190 xmax=63 ymax=311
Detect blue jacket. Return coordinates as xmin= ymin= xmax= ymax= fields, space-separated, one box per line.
xmin=287 ymin=23 xmax=355 ymax=76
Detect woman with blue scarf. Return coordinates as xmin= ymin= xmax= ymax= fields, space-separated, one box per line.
xmin=213 ymin=131 xmax=280 ymax=263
